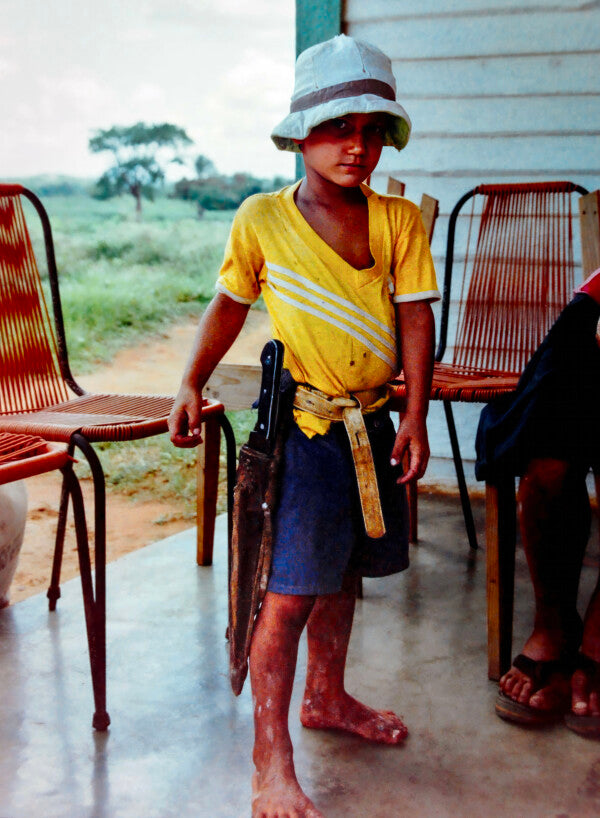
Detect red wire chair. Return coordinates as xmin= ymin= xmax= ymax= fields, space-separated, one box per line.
xmin=0 ymin=432 xmax=107 ymax=716
xmin=0 ymin=184 xmax=235 ymax=729
xmin=390 ymin=181 xmax=588 ymax=554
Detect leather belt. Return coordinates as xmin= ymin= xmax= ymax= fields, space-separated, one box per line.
xmin=293 ymin=385 xmax=387 ymax=538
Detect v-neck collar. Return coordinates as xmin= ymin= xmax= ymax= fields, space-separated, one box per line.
xmin=283 ymin=180 xmax=378 ymax=274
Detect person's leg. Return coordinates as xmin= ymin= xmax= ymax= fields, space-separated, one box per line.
xmin=566 ymin=472 xmax=600 ymax=732
xmin=249 ymin=590 xmax=324 ymax=818
xmin=569 ymin=582 xmax=600 ymax=721
xmin=498 ymin=457 xmax=588 ymax=715
xmin=300 ymin=577 xmax=407 ymax=744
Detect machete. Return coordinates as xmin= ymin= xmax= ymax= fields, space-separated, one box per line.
xmin=228 ymin=339 xmax=285 ymax=695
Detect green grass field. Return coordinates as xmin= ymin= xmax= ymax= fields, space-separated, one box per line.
xmin=27 ymin=193 xmax=235 ymax=371
xmin=24 ymin=192 xmax=256 ymax=517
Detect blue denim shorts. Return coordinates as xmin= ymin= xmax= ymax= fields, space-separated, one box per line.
xmin=267 ymin=410 xmax=409 ymax=596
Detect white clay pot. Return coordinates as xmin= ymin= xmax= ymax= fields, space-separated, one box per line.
xmin=0 ymin=481 xmax=28 ymax=608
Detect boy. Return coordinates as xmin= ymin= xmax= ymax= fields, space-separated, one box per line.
xmin=169 ymin=34 xmax=439 ymax=818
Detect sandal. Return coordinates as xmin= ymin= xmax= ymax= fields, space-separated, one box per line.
xmin=495 ymin=653 xmax=575 ymax=726
xmin=564 ymin=653 xmax=600 ymax=738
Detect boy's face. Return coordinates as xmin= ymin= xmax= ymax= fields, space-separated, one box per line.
xmin=295 ymin=112 xmax=387 ymax=188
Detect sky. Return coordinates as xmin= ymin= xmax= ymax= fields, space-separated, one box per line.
xmin=0 ymin=0 xmax=296 ymax=182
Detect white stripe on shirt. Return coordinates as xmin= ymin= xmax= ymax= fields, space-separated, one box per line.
xmin=267 ymin=262 xmax=396 ymax=341
xmin=267 ymin=271 xmax=396 ymax=355
xmin=265 ymin=282 xmax=397 ymax=369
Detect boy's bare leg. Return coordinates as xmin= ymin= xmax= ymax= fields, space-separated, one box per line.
xmin=249 ymin=591 xmax=324 ymax=818
xmin=499 ymin=458 xmax=587 ymax=710
xmin=300 ymin=582 xmax=408 ymax=743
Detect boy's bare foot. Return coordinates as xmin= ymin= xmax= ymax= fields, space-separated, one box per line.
xmin=300 ymin=692 xmax=408 ymax=744
xmin=251 ymin=771 xmax=325 ymax=818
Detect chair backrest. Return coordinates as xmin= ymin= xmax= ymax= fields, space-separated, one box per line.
xmin=437 ymin=181 xmax=588 ymax=374
xmin=385 ymin=176 xmax=439 ymax=244
xmin=0 ymin=185 xmax=70 ymax=413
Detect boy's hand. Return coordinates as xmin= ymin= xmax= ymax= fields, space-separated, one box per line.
xmin=390 ymin=414 xmax=430 ymax=484
xmin=168 ymin=384 xmax=204 ymax=448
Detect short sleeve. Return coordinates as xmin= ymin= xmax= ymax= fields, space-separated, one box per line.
xmin=215 ymin=196 xmax=265 ymax=305
xmin=392 ymin=200 xmax=440 ymax=303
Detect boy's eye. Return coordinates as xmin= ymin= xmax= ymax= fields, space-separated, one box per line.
xmin=330 ymin=118 xmax=349 ymax=131
xmin=368 ymin=122 xmax=387 ymax=138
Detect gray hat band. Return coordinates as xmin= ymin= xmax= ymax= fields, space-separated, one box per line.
xmin=289 ymin=78 xmax=395 ymax=113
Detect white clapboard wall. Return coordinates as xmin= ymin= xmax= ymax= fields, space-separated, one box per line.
xmin=345 ymin=0 xmax=599 ymax=478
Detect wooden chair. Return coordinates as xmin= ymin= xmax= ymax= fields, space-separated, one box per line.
xmin=0 ymin=184 xmax=235 ymax=729
xmin=390 ymin=181 xmax=589 ymax=552
xmin=485 ymin=188 xmax=600 ymax=681
xmin=384 ymin=178 xmax=439 ymax=542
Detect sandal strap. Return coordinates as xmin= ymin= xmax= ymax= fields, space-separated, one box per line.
xmin=576 ymin=652 xmax=600 ymax=682
xmin=512 ymin=653 xmax=576 ymax=687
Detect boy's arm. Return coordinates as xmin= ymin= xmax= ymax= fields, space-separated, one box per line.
xmin=391 ymin=300 xmax=435 ymax=484
xmin=169 ymin=292 xmax=250 ymax=447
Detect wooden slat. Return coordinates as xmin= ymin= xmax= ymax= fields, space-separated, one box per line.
xmin=351 ymin=11 xmax=599 ymax=61
xmin=204 ymin=363 xmax=262 ymax=411
xmin=385 ymin=53 xmax=600 ymax=97
xmin=579 ymin=189 xmax=600 ymax=277
xmin=378 ymin=135 xmax=598 ymax=175
xmin=419 ymin=193 xmax=439 ymax=243
xmin=345 ymin=0 xmax=586 ymax=21
xmin=404 ymin=97 xmax=600 ymax=136
xmin=386 ymin=177 xmax=406 ymax=197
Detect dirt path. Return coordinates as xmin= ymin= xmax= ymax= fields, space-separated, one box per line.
xmin=9 ymin=310 xmax=272 ymax=605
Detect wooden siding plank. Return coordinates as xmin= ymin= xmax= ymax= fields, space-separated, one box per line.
xmin=378 ymin=135 xmax=599 ymax=173
xmin=405 ymin=97 xmax=600 ymax=134
xmin=388 ymin=54 xmax=600 ymax=97
xmin=350 ymin=11 xmax=599 ymax=59
xmin=346 ymin=0 xmax=593 ymax=23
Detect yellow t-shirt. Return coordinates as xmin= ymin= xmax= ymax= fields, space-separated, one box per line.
xmin=216 ymin=181 xmax=439 ymax=436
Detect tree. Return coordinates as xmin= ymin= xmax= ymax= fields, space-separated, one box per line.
xmin=89 ymin=122 xmax=193 ymax=214
xmin=194 ymin=154 xmax=216 ymax=179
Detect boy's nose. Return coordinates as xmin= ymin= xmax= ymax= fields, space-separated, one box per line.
xmin=348 ymin=133 xmax=366 ymax=153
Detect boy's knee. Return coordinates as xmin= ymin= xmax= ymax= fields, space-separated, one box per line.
xmin=262 ymin=591 xmax=316 ymax=632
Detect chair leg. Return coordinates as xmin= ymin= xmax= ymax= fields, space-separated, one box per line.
xmin=220 ymin=413 xmax=236 ymax=549
xmin=47 ymin=441 xmax=75 ymax=611
xmin=485 ymin=477 xmax=516 ymax=681
xmin=196 ymin=412 xmax=236 ymax=567
xmin=196 ymin=415 xmax=221 ymax=566
xmin=71 ymin=434 xmax=110 ymax=731
xmin=443 ymin=400 xmax=479 ymax=550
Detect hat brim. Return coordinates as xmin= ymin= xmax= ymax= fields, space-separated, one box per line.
xmin=271 ymin=95 xmax=411 ymax=153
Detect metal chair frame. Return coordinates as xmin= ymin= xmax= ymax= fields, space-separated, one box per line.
xmin=434 ymin=182 xmax=589 ymax=551
xmin=0 ymin=185 xmax=235 ymax=729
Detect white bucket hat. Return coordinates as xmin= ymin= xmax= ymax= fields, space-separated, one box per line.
xmin=271 ymin=34 xmax=411 ymax=153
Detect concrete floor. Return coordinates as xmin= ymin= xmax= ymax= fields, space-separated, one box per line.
xmin=1 ymin=493 xmax=600 ymax=818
